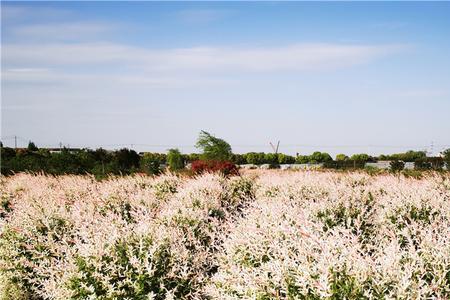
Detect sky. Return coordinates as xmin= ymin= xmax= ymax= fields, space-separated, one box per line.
xmin=1 ymin=1 xmax=450 ymax=156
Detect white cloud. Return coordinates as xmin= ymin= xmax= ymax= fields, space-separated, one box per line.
xmin=2 ymin=67 xmax=233 ymax=89
xmin=3 ymin=42 xmax=405 ymax=74
xmin=11 ymin=22 xmax=116 ymax=42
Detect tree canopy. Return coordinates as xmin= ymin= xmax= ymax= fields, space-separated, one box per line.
xmin=167 ymin=148 xmax=185 ymax=171
xmin=195 ymin=131 xmax=232 ymax=161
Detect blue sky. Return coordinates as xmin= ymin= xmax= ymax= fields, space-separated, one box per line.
xmin=2 ymin=1 xmax=450 ymax=156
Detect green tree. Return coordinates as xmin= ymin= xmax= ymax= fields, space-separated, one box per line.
xmin=278 ymin=153 xmax=295 ymax=164
xmin=230 ymin=153 xmax=246 ymax=165
xmin=336 ymin=154 xmax=349 ymax=161
xmin=295 ymin=155 xmax=309 ymax=164
xmin=264 ymin=153 xmax=278 ymax=164
xmin=245 ymin=152 xmax=265 ymax=165
xmin=196 ymin=131 xmax=232 ymax=161
xmin=27 ymin=141 xmax=38 ymax=151
xmin=167 ymin=148 xmax=184 ymax=171
xmin=350 ymin=153 xmax=370 ymax=163
xmin=140 ymin=153 xmax=161 ymax=175
xmin=111 ymin=148 xmax=140 ymax=174
xmin=381 ymin=150 xmax=426 ymax=162
xmin=140 ymin=152 xmax=166 ymax=165
xmin=310 ymin=152 xmax=332 ymax=163
xmin=187 ymin=153 xmax=201 ymax=162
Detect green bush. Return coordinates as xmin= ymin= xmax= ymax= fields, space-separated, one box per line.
xmin=277 ymin=153 xmax=295 ymax=164
xmin=230 ymin=154 xmax=246 ymax=165
xmin=67 ymin=237 xmax=192 ymax=300
xmin=153 ymin=177 xmax=179 ymax=201
xmin=350 ymin=153 xmax=371 ymax=163
xmin=245 ymin=152 xmax=266 ymax=165
xmin=335 ymin=154 xmax=349 ymax=161
xmin=167 ymin=148 xmax=185 ymax=171
xmin=364 ymin=165 xmax=382 ymax=175
xmin=140 ymin=153 xmax=162 ymax=175
xmin=295 ymin=155 xmax=309 ymax=164
xmin=390 ymin=160 xmax=405 ymax=172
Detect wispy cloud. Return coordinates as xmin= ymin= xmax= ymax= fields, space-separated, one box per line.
xmin=3 ymin=42 xmax=405 ymax=75
xmin=2 ymin=67 xmax=233 ymax=89
xmin=1 ymin=5 xmax=71 ymax=22
xmin=11 ymin=22 xmax=116 ymax=42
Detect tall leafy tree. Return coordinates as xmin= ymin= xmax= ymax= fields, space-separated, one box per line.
xmin=167 ymin=148 xmax=184 ymax=171
xmin=195 ymin=131 xmax=232 ymax=161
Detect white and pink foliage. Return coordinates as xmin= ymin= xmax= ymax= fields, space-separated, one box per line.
xmin=1 ymin=171 xmax=449 ymax=299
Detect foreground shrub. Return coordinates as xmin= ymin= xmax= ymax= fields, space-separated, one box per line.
xmin=67 ymin=235 xmax=192 ymax=300
xmin=1 ymin=172 xmax=449 ymax=299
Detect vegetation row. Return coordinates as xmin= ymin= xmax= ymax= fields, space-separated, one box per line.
xmin=1 ymin=132 xmax=449 ymax=177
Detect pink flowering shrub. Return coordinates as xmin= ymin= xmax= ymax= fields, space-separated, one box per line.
xmin=1 ymin=171 xmax=449 ymax=299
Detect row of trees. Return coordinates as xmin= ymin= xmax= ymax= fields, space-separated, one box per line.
xmin=378 ymin=150 xmax=427 ymax=162
xmin=1 ymin=147 xmax=140 ymax=176
xmin=1 ymin=134 xmax=450 ymax=175
xmin=1 ymin=146 xmax=196 ymax=176
xmin=0 ymin=131 xmax=234 ymax=176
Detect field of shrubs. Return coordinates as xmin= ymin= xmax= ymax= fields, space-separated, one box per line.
xmin=1 ymin=170 xmax=449 ymax=299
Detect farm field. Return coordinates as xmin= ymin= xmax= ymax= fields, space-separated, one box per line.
xmin=1 ymin=171 xmax=449 ymax=299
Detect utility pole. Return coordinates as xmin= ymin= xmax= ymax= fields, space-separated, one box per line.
xmin=14 ymin=136 xmax=17 ymax=149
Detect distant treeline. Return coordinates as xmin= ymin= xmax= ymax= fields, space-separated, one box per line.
xmin=1 ymin=143 xmax=449 ymax=176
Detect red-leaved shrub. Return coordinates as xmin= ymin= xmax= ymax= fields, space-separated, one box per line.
xmin=191 ymin=160 xmax=239 ymax=176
